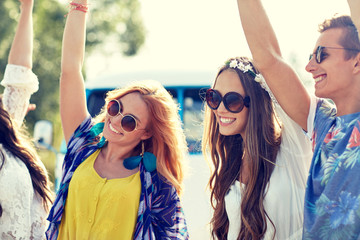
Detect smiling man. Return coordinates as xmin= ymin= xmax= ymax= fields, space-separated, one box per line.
xmin=235 ymin=0 xmax=360 ymax=239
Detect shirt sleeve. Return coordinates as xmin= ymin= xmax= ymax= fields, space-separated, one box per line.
xmin=1 ymin=64 xmax=39 ymax=125
xmin=305 ymin=95 xmax=318 ymax=141
xmin=273 ymin=100 xmax=313 ymax=189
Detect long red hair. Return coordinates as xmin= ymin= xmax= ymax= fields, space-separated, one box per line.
xmin=95 ymin=80 xmax=188 ymax=194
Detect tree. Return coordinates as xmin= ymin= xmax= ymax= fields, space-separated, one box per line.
xmin=0 ymin=0 xmax=145 ymax=133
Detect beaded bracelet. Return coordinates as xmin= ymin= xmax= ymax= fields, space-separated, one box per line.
xmin=65 ymin=1 xmax=89 ymax=17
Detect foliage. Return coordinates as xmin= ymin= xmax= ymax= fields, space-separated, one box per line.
xmin=0 ymin=0 xmax=145 ymax=135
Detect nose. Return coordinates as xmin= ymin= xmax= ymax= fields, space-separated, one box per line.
xmin=305 ymin=57 xmax=317 ymax=73
xmin=111 ymin=113 xmax=123 ymax=124
xmin=216 ymin=101 xmax=228 ymax=113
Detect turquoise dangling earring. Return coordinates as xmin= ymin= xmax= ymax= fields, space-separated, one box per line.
xmin=123 ymin=141 xmax=157 ymax=172
xmin=141 ymin=142 xmax=156 ymax=172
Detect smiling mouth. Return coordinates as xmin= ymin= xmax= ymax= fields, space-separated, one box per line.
xmin=109 ymin=122 xmax=121 ymax=134
xmin=219 ymin=117 xmax=235 ymax=124
xmin=314 ymin=75 xmax=326 ymax=83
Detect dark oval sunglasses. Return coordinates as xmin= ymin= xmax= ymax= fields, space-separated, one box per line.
xmin=309 ymin=45 xmax=360 ymax=64
xmin=205 ymin=89 xmax=250 ymax=113
xmin=106 ymin=99 xmax=141 ymax=132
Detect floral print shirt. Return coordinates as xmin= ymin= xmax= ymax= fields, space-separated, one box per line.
xmin=303 ymin=98 xmax=360 ymax=240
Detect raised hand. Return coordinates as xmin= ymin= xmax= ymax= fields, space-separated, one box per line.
xmin=19 ymin=0 xmax=34 ymax=8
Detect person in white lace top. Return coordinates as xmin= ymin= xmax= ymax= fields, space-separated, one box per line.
xmin=202 ymin=57 xmax=313 ymax=240
xmin=0 ymin=0 xmax=53 ymax=239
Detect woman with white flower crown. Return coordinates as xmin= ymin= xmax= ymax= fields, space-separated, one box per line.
xmin=202 ymin=56 xmax=313 ymax=240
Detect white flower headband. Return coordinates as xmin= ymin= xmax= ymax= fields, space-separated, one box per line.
xmin=226 ymin=59 xmax=279 ymax=105
xmin=227 ymin=59 xmax=267 ymax=89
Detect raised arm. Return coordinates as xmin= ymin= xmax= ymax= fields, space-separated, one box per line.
xmin=236 ymin=0 xmax=310 ymax=130
xmin=1 ymin=0 xmax=38 ymax=125
xmin=60 ymin=0 xmax=89 ymax=143
xmin=8 ymin=0 xmax=33 ymax=68
xmin=348 ymin=0 xmax=360 ymax=40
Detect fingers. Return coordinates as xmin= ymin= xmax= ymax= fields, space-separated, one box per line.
xmin=26 ymin=103 xmax=36 ymax=115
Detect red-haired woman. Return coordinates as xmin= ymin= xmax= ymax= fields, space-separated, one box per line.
xmin=46 ymin=0 xmax=189 ymax=239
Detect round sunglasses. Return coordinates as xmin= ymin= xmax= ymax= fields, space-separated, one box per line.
xmin=106 ymin=99 xmax=142 ymax=132
xmin=309 ymin=45 xmax=360 ymax=64
xmin=205 ymin=89 xmax=250 ymax=113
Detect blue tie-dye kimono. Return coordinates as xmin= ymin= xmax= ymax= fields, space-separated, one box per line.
xmin=303 ymin=98 xmax=360 ymax=240
xmin=46 ymin=116 xmax=189 ymax=240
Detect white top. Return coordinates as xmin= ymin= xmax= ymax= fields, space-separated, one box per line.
xmin=1 ymin=64 xmax=38 ymax=126
xmin=225 ymin=87 xmax=313 ymax=239
xmin=0 ymin=64 xmax=47 ymax=239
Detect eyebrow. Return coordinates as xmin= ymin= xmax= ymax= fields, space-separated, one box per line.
xmin=213 ymin=89 xmax=245 ymax=97
xmin=118 ymin=99 xmax=142 ymax=123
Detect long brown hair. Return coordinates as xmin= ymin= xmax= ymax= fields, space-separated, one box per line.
xmin=94 ymin=80 xmax=188 ymax=195
xmin=0 ymin=96 xmax=53 ymax=217
xmin=202 ymin=57 xmax=282 ymax=239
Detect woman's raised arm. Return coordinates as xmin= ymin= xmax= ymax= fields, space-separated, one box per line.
xmin=60 ymin=0 xmax=89 ymax=143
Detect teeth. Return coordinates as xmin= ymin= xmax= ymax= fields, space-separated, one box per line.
xmin=315 ymin=75 xmax=325 ymax=83
xmin=220 ymin=117 xmax=235 ymax=123
xmin=109 ymin=123 xmax=120 ymax=134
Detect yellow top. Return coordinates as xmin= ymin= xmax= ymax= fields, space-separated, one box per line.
xmin=58 ymin=149 xmax=141 ymax=240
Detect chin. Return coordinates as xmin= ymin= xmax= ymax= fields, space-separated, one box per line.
xmin=314 ymin=89 xmax=328 ymax=99
xmin=219 ymin=128 xmax=237 ymax=136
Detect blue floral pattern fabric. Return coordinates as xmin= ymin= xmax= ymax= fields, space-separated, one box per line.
xmin=46 ymin=116 xmax=189 ymax=240
xmin=304 ymin=99 xmax=360 ymax=240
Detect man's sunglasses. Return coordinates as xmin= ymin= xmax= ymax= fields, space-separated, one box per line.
xmin=205 ymin=89 xmax=250 ymax=113
xmin=309 ymin=45 xmax=360 ymax=64
xmin=106 ymin=99 xmax=141 ymax=132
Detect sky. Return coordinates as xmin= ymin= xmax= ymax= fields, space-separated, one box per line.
xmin=85 ymin=0 xmax=351 ymax=81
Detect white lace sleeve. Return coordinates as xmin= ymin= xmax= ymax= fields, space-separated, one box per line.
xmin=0 ymin=146 xmax=47 ymax=240
xmin=1 ymin=64 xmax=39 ymax=125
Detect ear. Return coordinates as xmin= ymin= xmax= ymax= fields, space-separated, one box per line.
xmin=140 ymin=130 xmax=152 ymax=140
xmin=352 ymin=52 xmax=360 ymax=75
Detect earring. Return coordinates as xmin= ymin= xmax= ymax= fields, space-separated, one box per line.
xmin=142 ymin=141 xmax=156 ymax=172
xmin=140 ymin=140 xmax=145 ymax=157
xmin=123 ymin=140 xmax=157 ymax=172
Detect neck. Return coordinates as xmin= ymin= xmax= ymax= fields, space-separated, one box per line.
xmin=333 ymin=95 xmax=360 ymax=117
xmin=332 ymin=80 xmax=360 ymax=116
xmin=101 ymin=142 xmax=137 ymax=163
